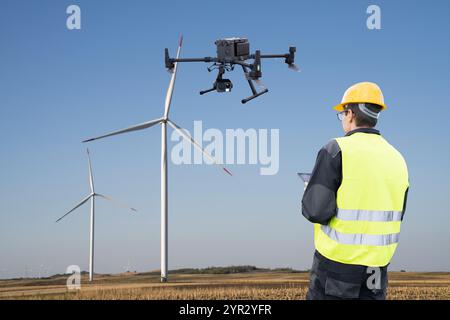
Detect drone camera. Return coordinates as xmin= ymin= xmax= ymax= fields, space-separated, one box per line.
xmin=216 ymin=79 xmax=233 ymax=92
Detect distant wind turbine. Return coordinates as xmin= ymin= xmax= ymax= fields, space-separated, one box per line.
xmin=124 ymin=259 xmax=132 ymax=273
xmin=56 ymin=148 xmax=137 ymax=282
xmin=82 ymin=36 xmax=232 ymax=282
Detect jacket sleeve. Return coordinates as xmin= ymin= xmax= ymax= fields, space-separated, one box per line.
xmin=301 ymin=140 xmax=342 ymax=225
xmin=401 ymin=187 xmax=409 ymax=221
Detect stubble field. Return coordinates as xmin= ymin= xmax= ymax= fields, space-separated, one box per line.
xmin=1 ymin=271 xmax=449 ymax=300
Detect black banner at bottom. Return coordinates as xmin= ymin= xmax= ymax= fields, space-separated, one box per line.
xmin=1 ymin=300 xmax=448 ymax=318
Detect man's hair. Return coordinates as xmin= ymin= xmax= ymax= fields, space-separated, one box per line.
xmin=345 ymin=103 xmax=382 ymax=128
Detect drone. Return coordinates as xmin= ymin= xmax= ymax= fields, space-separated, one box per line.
xmin=165 ymin=37 xmax=299 ymax=104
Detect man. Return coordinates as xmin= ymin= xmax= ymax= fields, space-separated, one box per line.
xmin=302 ymin=82 xmax=409 ymax=300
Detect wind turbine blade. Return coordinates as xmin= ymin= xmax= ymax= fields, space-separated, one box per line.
xmin=167 ymin=120 xmax=232 ymax=176
xmin=55 ymin=194 xmax=92 ymax=222
xmin=86 ymin=148 xmax=94 ymax=193
xmin=83 ymin=118 xmax=164 ymax=143
xmin=163 ymin=35 xmax=183 ymax=119
xmin=95 ymin=193 xmax=138 ymax=212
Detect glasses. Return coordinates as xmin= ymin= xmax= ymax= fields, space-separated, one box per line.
xmin=337 ymin=110 xmax=350 ymax=121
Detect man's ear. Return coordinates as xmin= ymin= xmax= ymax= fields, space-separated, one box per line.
xmin=349 ymin=110 xmax=356 ymax=123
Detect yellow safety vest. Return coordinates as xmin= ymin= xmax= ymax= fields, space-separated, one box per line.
xmin=314 ymin=132 xmax=409 ymax=267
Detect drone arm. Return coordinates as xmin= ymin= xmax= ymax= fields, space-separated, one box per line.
xmin=166 ymin=52 xmax=217 ymax=70
xmin=165 ymin=47 xmax=217 ymax=69
xmin=253 ymin=47 xmax=296 ymax=64
xmin=172 ymin=57 xmax=215 ymax=63
xmin=232 ymin=60 xmax=254 ymax=69
xmin=258 ymin=54 xmax=289 ymax=59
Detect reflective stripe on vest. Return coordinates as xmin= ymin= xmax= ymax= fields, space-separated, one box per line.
xmin=336 ymin=209 xmax=403 ymax=222
xmin=321 ymin=225 xmax=400 ymax=246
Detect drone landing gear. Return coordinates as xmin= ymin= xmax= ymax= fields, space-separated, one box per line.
xmin=241 ymin=88 xmax=269 ymax=104
xmin=200 ymin=78 xmax=268 ymax=104
xmin=199 ymin=87 xmax=216 ymax=95
xmin=241 ymin=65 xmax=268 ymax=104
xmin=198 ymin=61 xmax=270 ymax=104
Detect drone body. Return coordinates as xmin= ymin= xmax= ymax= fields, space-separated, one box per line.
xmin=165 ymin=37 xmax=299 ymax=104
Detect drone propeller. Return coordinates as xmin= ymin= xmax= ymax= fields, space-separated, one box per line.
xmin=288 ymin=63 xmax=301 ymax=72
xmin=275 ymin=59 xmax=301 ymax=73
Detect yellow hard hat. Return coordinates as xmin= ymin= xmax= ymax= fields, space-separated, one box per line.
xmin=333 ymin=82 xmax=387 ymax=111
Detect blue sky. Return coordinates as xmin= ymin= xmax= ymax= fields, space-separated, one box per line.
xmin=1 ymin=0 xmax=449 ymax=278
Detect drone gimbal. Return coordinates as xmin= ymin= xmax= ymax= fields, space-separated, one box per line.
xmin=165 ymin=38 xmax=298 ymax=104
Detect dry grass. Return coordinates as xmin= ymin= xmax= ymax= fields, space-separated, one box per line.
xmin=1 ymin=271 xmax=449 ymax=300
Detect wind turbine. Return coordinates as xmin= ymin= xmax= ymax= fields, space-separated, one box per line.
xmin=56 ymin=148 xmax=137 ymax=282
xmin=124 ymin=259 xmax=132 ymax=273
xmin=82 ymin=36 xmax=232 ymax=282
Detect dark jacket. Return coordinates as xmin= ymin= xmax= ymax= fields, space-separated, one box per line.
xmin=301 ymin=128 xmax=409 ymax=225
